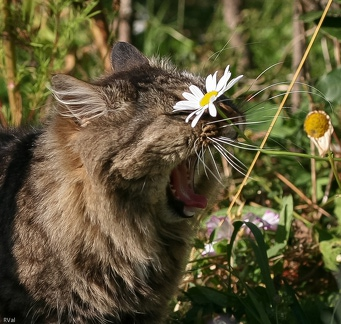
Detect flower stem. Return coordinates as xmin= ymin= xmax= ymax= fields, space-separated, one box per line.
xmin=260 ymin=149 xmax=341 ymax=162
xmin=217 ymin=107 xmax=253 ymax=144
xmin=327 ymin=151 xmax=341 ymax=190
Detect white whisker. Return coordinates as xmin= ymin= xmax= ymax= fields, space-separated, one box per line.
xmin=244 ymin=84 xmax=332 ymax=114
xmin=195 ymin=144 xmax=224 ymax=185
xmin=244 ymin=105 xmax=290 ymax=116
xmin=254 ymin=62 xmax=283 ymax=82
xmin=290 ymin=82 xmax=333 ymax=109
xmin=246 ymin=81 xmax=289 ymax=102
xmin=214 ymin=144 xmax=247 ymax=176
xmin=194 ymin=140 xmax=207 ymax=176
xmin=209 ymin=138 xmax=247 ymax=175
xmin=208 ymin=41 xmax=231 ymax=63
xmin=220 ymin=119 xmax=276 ymax=127
xmin=194 ymin=140 xmax=207 ymax=177
xmin=215 ymin=137 xmax=261 ymax=151
xmin=243 ymin=95 xmax=301 ymax=115
xmin=207 ymin=145 xmax=222 ymax=179
xmin=236 ymin=63 xmax=283 ymax=108
xmin=205 ymin=115 xmax=243 ymax=125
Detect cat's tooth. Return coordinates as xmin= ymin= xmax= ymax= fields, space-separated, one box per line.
xmin=183 ymin=206 xmax=195 ymax=217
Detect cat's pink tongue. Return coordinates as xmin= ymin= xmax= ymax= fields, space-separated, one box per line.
xmin=170 ymin=161 xmax=207 ymax=210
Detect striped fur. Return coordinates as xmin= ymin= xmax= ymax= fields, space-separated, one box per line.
xmin=0 ymin=42 xmax=243 ymax=323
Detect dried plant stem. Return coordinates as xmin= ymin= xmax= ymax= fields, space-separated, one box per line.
xmin=2 ymin=0 xmax=22 ymax=126
xmin=275 ymin=172 xmax=331 ymax=218
xmin=291 ymin=0 xmax=305 ymax=112
xmin=227 ymin=0 xmax=334 ymax=216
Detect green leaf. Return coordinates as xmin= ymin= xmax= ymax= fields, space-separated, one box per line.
xmin=267 ymin=195 xmax=293 ymax=258
xmin=226 ymin=221 xmax=245 ymax=291
xmin=300 ymin=11 xmax=341 ymax=40
xmin=266 ymin=242 xmax=287 ymax=259
xmin=320 ymin=26 xmax=341 ymax=40
xmin=185 ymin=286 xmax=228 ymax=308
xmin=320 ymin=16 xmax=341 ymax=28
xmin=228 ymin=221 xmax=277 ymax=305
xmin=316 ymin=68 xmax=341 ymax=104
xmin=238 ymin=285 xmax=272 ymax=324
xmin=334 ymin=195 xmax=341 ymax=232
xmin=319 ymin=239 xmax=341 ymax=271
xmin=245 ymin=222 xmax=277 ymax=303
xmin=212 ymin=240 xmax=228 ymax=255
xmin=300 ymin=11 xmax=324 ymax=23
xmin=21 ymin=0 xmax=35 ymax=24
xmin=227 ymin=221 xmax=244 ymax=269
xmin=283 ymin=281 xmax=311 ymax=323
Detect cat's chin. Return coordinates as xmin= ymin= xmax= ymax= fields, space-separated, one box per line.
xmin=168 ymin=158 xmax=207 ymax=218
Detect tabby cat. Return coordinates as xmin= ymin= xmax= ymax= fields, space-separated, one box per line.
xmin=0 ymin=42 xmax=244 ymax=323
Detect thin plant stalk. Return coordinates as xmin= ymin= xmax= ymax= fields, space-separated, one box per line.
xmin=227 ymin=0 xmax=334 ymax=216
xmin=328 ymin=151 xmax=341 ymax=190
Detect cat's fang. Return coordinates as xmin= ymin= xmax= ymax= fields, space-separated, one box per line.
xmin=183 ymin=206 xmax=196 ymax=217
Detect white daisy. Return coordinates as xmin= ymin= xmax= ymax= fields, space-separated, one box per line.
xmin=173 ymin=66 xmax=243 ymax=127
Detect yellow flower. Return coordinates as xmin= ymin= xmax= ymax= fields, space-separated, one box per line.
xmin=304 ymin=110 xmax=334 ymax=157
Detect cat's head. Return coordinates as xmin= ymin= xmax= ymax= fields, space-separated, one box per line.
xmin=50 ymin=42 xmax=244 ymax=221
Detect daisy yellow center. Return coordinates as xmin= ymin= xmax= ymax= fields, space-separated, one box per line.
xmin=304 ymin=111 xmax=330 ymax=138
xmin=200 ymin=91 xmax=218 ymax=107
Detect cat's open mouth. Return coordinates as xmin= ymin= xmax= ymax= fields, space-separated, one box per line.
xmin=168 ymin=158 xmax=207 ymax=218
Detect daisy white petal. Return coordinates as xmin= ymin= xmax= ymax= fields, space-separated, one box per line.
xmin=205 ymin=74 xmax=213 ymax=91
xmin=216 ymin=66 xmax=231 ymax=92
xmin=208 ymin=102 xmax=217 ymax=117
xmin=182 ymin=92 xmax=199 ymax=102
xmin=222 ymin=75 xmax=244 ymax=93
xmin=189 ymin=85 xmax=204 ymax=98
xmin=191 ymin=109 xmax=205 ymax=127
xmin=206 ymin=71 xmax=218 ymax=92
xmin=185 ymin=109 xmax=200 ymax=123
xmin=194 ymin=108 xmax=204 ymax=115
xmin=173 ymin=103 xmax=197 ymax=110
xmin=173 ymin=100 xmax=196 ymax=108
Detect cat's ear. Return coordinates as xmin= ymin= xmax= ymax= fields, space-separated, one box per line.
xmin=50 ymin=74 xmax=107 ymax=127
xmin=111 ymin=42 xmax=149 ymax=73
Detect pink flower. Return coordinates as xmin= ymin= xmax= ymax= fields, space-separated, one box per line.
xmin=243 ymin=210 xmax=279 ymax=233
xmin=203 ymin=215 xmax=233 ymax=256
xmin=207 ymin=314 xmax=237 ymax=324
xmin=206 ymin=215 xmax=233 ymax=241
